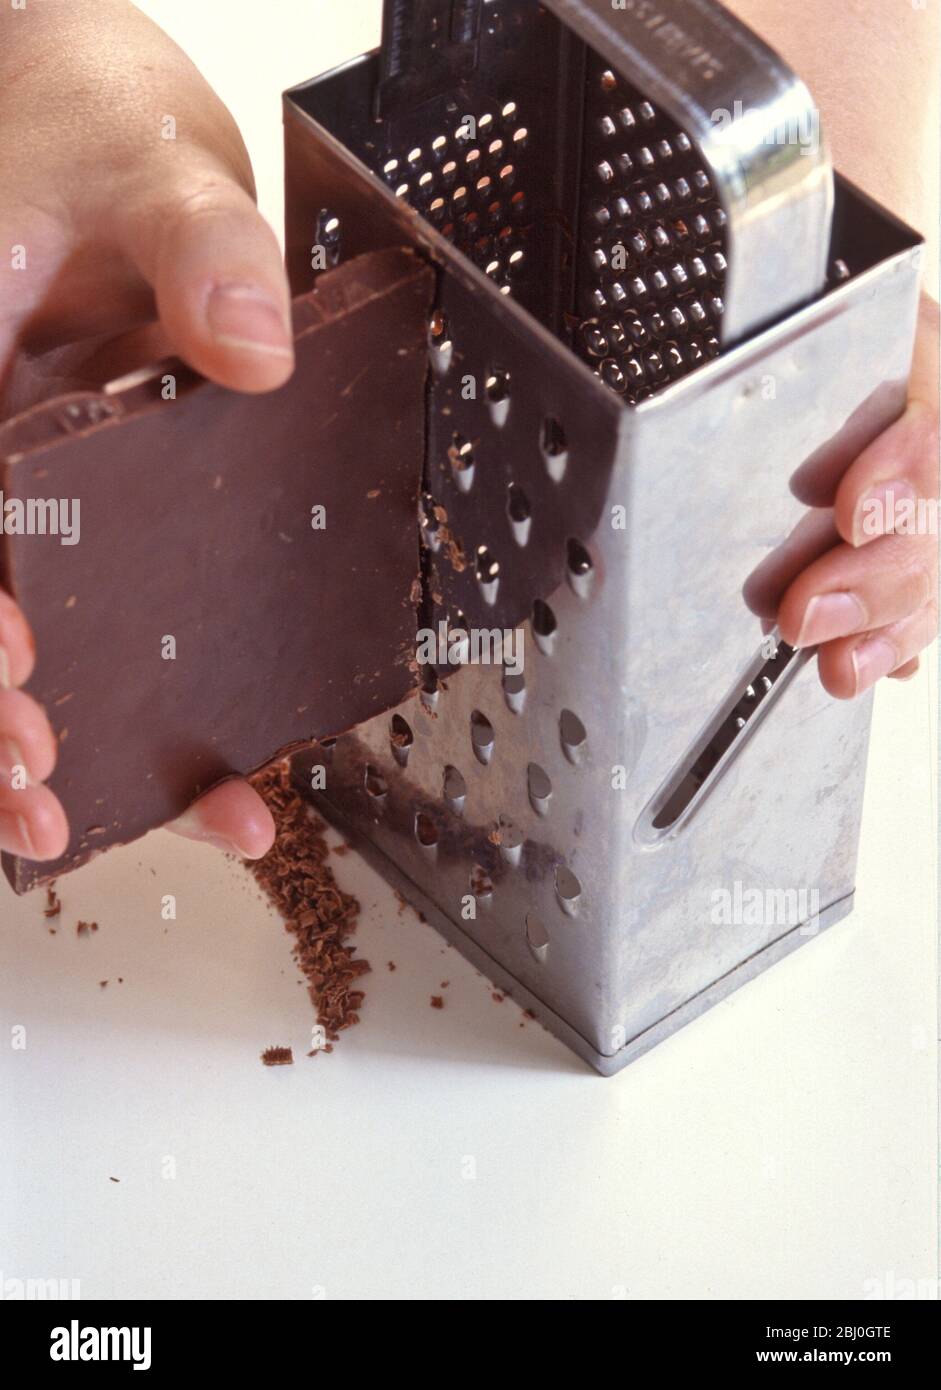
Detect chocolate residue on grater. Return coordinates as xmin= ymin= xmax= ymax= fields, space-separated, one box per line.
xmin=247 ymin=762 xmax=369 ymax=1047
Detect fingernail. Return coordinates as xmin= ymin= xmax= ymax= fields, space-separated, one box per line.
xmin=206 ymin=284 xmax=293 ymax=359
xmin=169 ymin=813 xmax=243 ymax=857
xmin=0 ymin=810 xmax=36 ymax=856
xmin=854 ymin=481 xmax=917 ymax=543
xmin=852 ymin=637 xmax=899 ymax=693
xmin=0 ymin=646 xmax=11 ymax=688
xmin=796 ymin=592 xmax=866 ymax=647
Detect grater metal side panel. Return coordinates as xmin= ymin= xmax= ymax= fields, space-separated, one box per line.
xmin=282 ymin=7 xmax=925 ymax=1072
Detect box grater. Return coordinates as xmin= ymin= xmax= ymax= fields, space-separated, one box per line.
xmin=276 ymin=0 xmax=935 ymax=1075
xmin=279 ymin=0 xmax=924 ymax=1074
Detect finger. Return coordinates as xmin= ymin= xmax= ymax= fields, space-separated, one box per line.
xmin=816 ymin=604 xmax=938 ymax=699
xmin=889 ymin=657 xmax=920 ymax=682
xmin=115 ymin=172 xmax=295 ymax=394
xmin=743 ymin=508 xmax=839 ymax=618
xmin=0 ymin=783 xmax=70 ymax=860
xmin=777 ymin=533 xmax=933 ymax=649
xmin=0 ymin=589 xmax=38 ymax=688
xmin=168 ymin=778 xmax=275 ymax=859
xmin=0 ymin=687 xmax=59 ymax=783
xmin=833 ymin=400 xmax=940 ymax=547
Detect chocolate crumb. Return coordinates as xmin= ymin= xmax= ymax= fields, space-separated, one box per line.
xmin=260 ymin=1045 xmax=294 ymax=1066
xmin=99 ymin=980 xmax=108 ymax=988
xmin=247 ymin=761 xmax=368 ymax=1050
xmin=492 ymin=992 xmax=505 ymax=1004
xmin=44 ymin=885 xmax=62 ymax=919
xmin=109 ymin=1177 xmax=120 ymax=1183
xmin=430 ymin=995 xmax=444 ymax=1010
xmin=440 ymin=981 xmax=450 ymax=989
xmin=76 ymin=920 xmax=98 ymax=936
xmin=387 ymin=961 xmax=396 ymax=972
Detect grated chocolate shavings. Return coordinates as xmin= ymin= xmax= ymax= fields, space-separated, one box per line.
xmin=44 ymin=885 xmax=61 ymax=919
xmin=430 ymin=995 xmax=444 ymax=1010
xmin=247 ymin=761 xmax=368 ymax=1049
xmin=261 ymin=1045 xmax=294 ymax=1067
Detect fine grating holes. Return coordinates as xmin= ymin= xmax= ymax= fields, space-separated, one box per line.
xmin=554 ymin=865 xmax=582 ymax=917
xmin=389 ymin=714 xmax=413 ymax=768
xmin=531 ymin=599 xmax=558 ymax=656
xmin=560 ymin=708 xmax=588 ymax=765
xmin=541 ymin=417 xmax=568 ymax=482
xmin=475 ymin=545 xmax=500 ymax=605
xmin=527 ymin=763 xmax=552 ymax=816
xmin=566 ymin=537 xmax=594 ymax=598
xmin=506 ymin=482 xmax=531 ymax=546
xmin=443 ymin=764 xmax=467 ymax=813
xmin=525 ymin=912 xmax=549 ymax=962
xmin=470 ymin=709 xmax=495 ymax=766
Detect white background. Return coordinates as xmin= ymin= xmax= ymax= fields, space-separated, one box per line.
xmin=0 ymin=0 xmax=937 ymax=1301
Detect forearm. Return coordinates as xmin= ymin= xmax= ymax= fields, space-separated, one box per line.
xmin=725 ymin=0 xmax=940 ymax=299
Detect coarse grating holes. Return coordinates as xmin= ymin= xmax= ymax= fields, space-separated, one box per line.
xmin=448 ymin=611 xmax=470 ymax=665
xmin=497 ymin=815 xmax=524 ymax=867
xmin=432 ymin=134 xmax=448 ymax=155
xmin=560 ymin=708 xmax=588 ymax=765
xmin=389 ymin=714 xmax=413 ymax=768
xmin=486 ymin=366 xmax=511 ymax=426
xmin=443 ymin=764 xmax=466 ymax=813
xmin=600 ymin=69 xmax=617 ymax=92
xmin=501 ymin=100 xmax=517 ymax=120
xmin=407 ymin=146 xmax=422 ymax=165
xmin=429 ymin=311 xmax=453 ymax=373
xmin=531 ymin=599 xmax=558 ymax=656
xmin=526 ymin=912 xmax=549 ymax=962
xmin=506 ymin=482 xmax=531 ymax=546
xmin=448 ymin=432 xmax=475 ymax=491
xmin=554 ymin=865 xmax=582 ymax=917
xmin=566 ymin=538 xmax=594 ymax=598
xmin=470 ymin=864 xmax=493 ymax=904
xmin=527 ymin=762 xmax=552 ymax=817
xmin=541 ymin=416 xmax=568 ymax=482
xmin=364 ymin=764 xmax=387 ymax=800
xmin=415 ymin=812 xmax=438 ymax=855
xmin=475 ymin=545 xmax=500 ymax=605
xmin=502 ymin=666 xmax=526 ymax=715
xmin=471 ymin=709 xmax=495 ymax=765
xmin=395 ymin=182 xmax=409 ymax=199
xmin=420 ymin=666 xmax=440 ymax=712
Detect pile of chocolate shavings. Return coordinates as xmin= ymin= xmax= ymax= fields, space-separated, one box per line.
xmin=247 ymin=761 xmax=368 ymax=1049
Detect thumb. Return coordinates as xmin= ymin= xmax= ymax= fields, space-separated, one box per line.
xmin=117 ymin=170 xmax=295 ymax=394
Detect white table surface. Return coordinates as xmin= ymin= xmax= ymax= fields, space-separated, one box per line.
xmin=1 ymin=1 xmax=936 ymax=1302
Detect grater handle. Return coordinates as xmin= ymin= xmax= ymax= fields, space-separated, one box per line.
xmin=553 ymin=0 xmax=833 ymax=344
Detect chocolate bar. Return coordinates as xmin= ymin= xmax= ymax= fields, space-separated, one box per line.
xmin=0 ymin=247 xmax=434 ymax=891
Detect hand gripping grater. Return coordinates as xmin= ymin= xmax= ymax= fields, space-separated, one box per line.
xmin=281 ymin=0 xmax=923 ymax=1073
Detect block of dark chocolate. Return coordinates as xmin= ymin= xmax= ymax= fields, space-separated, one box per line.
xmin=0 ymin=247 xmax=434 ymax=892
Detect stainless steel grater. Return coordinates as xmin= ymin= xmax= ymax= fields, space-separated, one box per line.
xmin=281 ymin=0 xmax=924 ymax=1073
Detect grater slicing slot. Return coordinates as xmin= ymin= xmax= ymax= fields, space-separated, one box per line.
xmin=637 ymin=637 xmax=810 ymax=842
